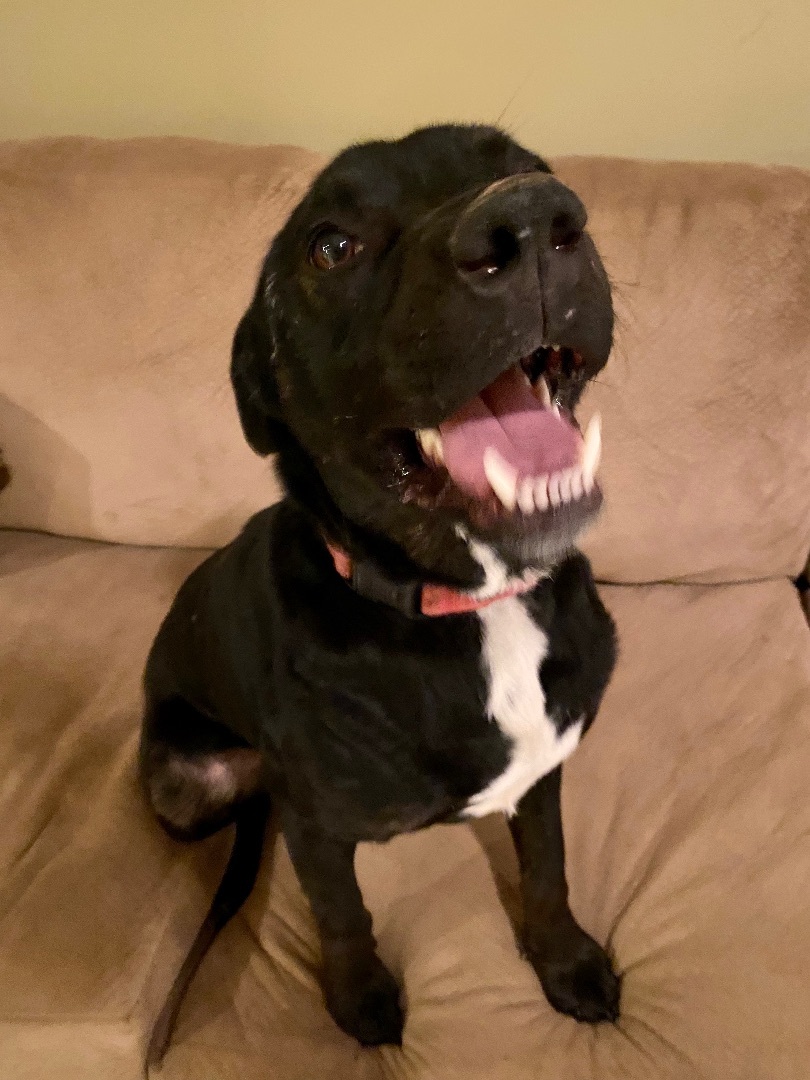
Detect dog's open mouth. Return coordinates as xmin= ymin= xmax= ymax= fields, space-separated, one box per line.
xmin=400 ymin=347 xmax=601 ymax=525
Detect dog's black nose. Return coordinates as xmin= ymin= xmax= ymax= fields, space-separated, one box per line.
xmin=449 ymin=173 xmax=587 ymax=288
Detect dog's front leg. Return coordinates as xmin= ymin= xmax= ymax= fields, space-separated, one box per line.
xmin=509 ymin=765 xmax=620 ymax=1023
xmin=281 ymin=808 xmax=403 ymax=1046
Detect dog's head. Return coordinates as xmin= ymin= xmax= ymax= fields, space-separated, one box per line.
xmin=232 ymin=125 xmax=612 ymax=589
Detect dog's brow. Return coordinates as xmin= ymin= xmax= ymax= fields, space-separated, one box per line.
xmin=320 ymin=177 xmax=360 ymax=207
xmin=314 ymin=165 xmax=402 ymax=216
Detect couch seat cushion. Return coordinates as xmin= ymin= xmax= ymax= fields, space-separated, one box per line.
xmin=1 ymin=529 xmax=809 ymax=1079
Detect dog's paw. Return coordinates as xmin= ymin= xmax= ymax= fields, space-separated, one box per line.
xmin=529 ymin=928 xmax=620 ymax=1024
xmin=325 ymin=955 xmax=404 ymax=1047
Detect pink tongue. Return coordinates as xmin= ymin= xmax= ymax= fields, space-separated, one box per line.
xmin=438 ymin=365 xmax=582 ymax=499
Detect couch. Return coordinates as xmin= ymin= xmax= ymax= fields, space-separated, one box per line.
xmin=1 ymin=136 xmax=809 ymax=1080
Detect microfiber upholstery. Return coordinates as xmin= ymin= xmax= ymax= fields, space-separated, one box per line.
xmin=555 ymin=156 xmax=810 ymax=584
xmin=1 ymin=532 xmax=809 ymax=1080
xmin=0 ymin=138 xmax=316 ymax=548
xmin=1 ymin=141 xmax=809 ymax=580
xmin=1 ymin=139 xmax=809 ymax=1080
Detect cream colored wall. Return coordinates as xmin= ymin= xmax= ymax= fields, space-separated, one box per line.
xmin=1 ymin=1 xmax=809 ymax=166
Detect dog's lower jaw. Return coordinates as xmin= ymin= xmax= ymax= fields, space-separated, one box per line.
xmin=457 ymin=497 xmax=601 ymax=594
xmin=390 ymin=460 xmax=604 ymax=587
xmin=334 ymin=487 xmax=597 ymax=599
xmin=275 ymin=427 xmax=599 ymax=594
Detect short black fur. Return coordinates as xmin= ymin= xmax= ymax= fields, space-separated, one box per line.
xmin=140 ymin=124 xmax=620 ymax=1058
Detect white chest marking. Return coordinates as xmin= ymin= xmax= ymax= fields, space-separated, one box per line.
xmin=464 ymin=595 xmax=583 ymax=819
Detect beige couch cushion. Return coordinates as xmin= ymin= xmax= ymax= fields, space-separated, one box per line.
xmin=2 ymin=140 xmax=809 ymax=582
xmin=2 ymin=529 xmax=809 ymax=1079
xmin=0 ymin=137 xmax=320 ymax=549
xmin=0 ymin=532 xmax=224 ymax=1080
xmin=556 ymin=156 xmax=810 ymax=584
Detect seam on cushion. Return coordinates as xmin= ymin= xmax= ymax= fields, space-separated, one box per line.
xmin=0 ymin=523 xmax=215 ymax=556
xmin=0 ymin=1015 xmax=136 ymax=1026
xmin=617 ymin=1012 xmax=707 ymax=1080
xmin=3 ymin=528 xmax=805 ymax=582
xmin=594 ymin=572 xmax=795 ymax=588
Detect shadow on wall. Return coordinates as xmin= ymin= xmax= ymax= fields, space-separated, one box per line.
xmin=0 ymin=393 xmax=93 ymax=540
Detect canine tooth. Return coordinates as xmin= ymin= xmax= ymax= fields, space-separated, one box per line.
xmin=569 ymin=467 xmax=584 ymax=500
xmin=416 ymin=427 xmax=444 ymax=465
xmin=548 ymin=472 xmax=563 ymax=507
xmin=581 ymin=413 xmax=602 ymax=484
xmin=551 ymin=402 xmax=561 ymax=418
xmin=533 ymin=374 xmax=552 ymax=408
xmin=534 ymin=476 xmax=549 ymax=511
xmin=558 ymin=469 xmax=574 ymax=504
xmin=517 ymin=477 xmax=535 ymax=515
xmin=483 ymin=448 xmax=518 ymax=511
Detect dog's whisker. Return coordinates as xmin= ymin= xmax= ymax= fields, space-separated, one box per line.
xmin=494 ymin=66 xmax=537 ymax=128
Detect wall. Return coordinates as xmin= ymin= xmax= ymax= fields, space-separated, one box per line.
xmin=1 ymin=0 xmax=809 ymax=166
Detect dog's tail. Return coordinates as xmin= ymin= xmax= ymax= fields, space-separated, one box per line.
xmin=146 ymin=796 xmax=272 ymax=1067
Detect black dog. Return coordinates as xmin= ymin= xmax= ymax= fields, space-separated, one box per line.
xmin=140 ymin=124 xmax=619 ymax=1062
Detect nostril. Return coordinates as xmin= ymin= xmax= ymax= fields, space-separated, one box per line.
xmin=455 ymin=224 xmax=521 ymax=276
xmin=489 ymin=225 xmax=521 ymax=271
xmin=550 ymin=212 xmax=582 ymax=250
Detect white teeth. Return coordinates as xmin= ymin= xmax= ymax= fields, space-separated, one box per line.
xmin=482 ymin=420 xmax=600 ymax=515
xmin=581 ymin=413 xmax=602 ymax=487
xmin=551 ymin=402 xmax=561 ymax=418
xmin=483 ymin=447 xmax=518 ymax=511
xmin=544 ymin=466 xmax=586 ymax=509
xmin=485 ymin=465 xmax=590 ymax=516
xmin=416 ymin=427 xmax=444 ymax=465
xmin=516 ymin=477 xmax=535 ymax=515
xmin=532 ymin=374 xmax=552 ymax=408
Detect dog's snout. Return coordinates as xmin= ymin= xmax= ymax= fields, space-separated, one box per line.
xmin=449 ymin=173 xmax=587 ymax=288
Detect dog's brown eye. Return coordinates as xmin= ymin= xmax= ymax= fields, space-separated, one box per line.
xmin=309 ymin=230 xmax=362 ymax=271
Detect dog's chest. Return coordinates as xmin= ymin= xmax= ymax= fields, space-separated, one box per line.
xmin=464 ymin=596 xmax=582 ymax=818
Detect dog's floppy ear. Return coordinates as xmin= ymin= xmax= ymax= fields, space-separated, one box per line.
xmin=230 ymin=290 xmax=286 ymax=456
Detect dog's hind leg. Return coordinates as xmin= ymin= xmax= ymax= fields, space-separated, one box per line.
xmin=139 ymin=695 xmax=264 ymax=841
xmin=138 ymin=697 xmax=270 ymax=1065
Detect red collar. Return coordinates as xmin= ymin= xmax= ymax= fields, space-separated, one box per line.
xmin=327 ymin=542 xmax=535 ymax=617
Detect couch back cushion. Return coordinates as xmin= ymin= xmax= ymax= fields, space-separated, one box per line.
xmin=555 ymin=156 xmax=810 ymax=583
xmin=1 ymin=138 xmax=808 ymax=579
xmin=0 ymin=137 xmax=320 ymax=548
